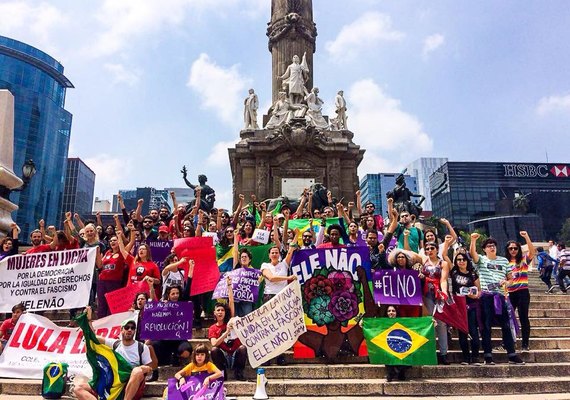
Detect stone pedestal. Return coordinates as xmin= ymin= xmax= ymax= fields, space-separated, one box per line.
xmin=228 ymin=119 xmax=364 ymax=207
xmin=0 ymin=90 xmax=23 ymax=236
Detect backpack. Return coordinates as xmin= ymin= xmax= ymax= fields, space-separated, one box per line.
xmin=41 ymin=362 xmax=68 ymax=399
xmin=113 ymin=339 xmax=145 ymax=366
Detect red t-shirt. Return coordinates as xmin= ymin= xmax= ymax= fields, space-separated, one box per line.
xmin=25 ymin=244 xmax=53 ymax=254
xmin=0 ymin=318 xmax=16 ymax=341
xmin=125 ymin=254 xmax=161 ymax=286
xmin=317 ymin=242 xmax=346 ymax=249
xmin=100 ymin=251 xmax=126 ymax=281
xmin=208 ymin=323 xmax=242 ymax=354
xmin=57 ymin=238 xmax=80 ymax=251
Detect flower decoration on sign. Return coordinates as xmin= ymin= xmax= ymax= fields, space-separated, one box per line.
xmin=302 ymin=267 xmax=362 ymax=327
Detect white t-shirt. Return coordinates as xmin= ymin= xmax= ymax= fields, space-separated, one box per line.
xmin=261 ymin=261 xmax=289 ymax=295
xmin=162 ymin=269 xmax=185 ymax=297
xmin=105 ymin=338 xmax=152 ymax=367
xmin=549 ymin=246 xmax=559 ymax=260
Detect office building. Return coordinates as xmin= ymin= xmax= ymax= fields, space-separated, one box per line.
xmin=405 ymin=157 xmax=448 ymax=211
xmin=430 ymin=161 xmax=570 ymax=242
xmin=360 ymin=173 xmax=418 ymax=218
xmin=0 ymin=36 xmax=73 ymax=239
xmin=93 ymin=197 xmax=111 ymax=212
xmin=62 ymin=158 xmax=95 ymax=219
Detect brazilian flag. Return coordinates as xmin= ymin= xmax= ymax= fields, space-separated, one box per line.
xmin=363 ymin=317 xmax=437 ymax=366
xmin=288 ymin=217 xmax=348 ymax=244
xmin=75 ymin=313 xmax=133 ymax=400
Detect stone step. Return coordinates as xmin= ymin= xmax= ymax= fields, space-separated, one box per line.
xmin=531 ymin=301 xmax=570 ymax=309
xmin=4 ymin=396 xmax=570 ymax=400
xmin=3 ymin=376 xmax=570 ymax=397
xmin=530 ymin=309 xmax=570 ymax=318
xmin=443 ymin=337 xmax=570 ymax=350
xmin=530 ymin=317 xmax=570 ymax=327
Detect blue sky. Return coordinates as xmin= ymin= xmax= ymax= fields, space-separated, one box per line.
xmin=1 ymin=0 xmax=569 ymax=210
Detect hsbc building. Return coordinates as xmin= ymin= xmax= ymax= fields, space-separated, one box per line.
xmin=430 ymin=162 xmax=570 ymax=242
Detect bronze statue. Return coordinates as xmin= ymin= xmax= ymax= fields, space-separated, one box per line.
xmin=386 ymin=173 xmax=425 ymax=218
xmin=180 ymin=166 xmax=216 ymax=212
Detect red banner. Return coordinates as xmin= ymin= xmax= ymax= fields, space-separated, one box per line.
xmin=105 ymin=281 xmax=150 ymax=314
xmin=173 ymin=237 xmax=219 ymax=296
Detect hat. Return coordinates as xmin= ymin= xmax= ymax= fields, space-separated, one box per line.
xmin=276 ymin=213 xmax=285 ymax=219
xmin=121 ymin=318 xmax=137 ymax=328
xmin=158 ymin=225 xmax=169 ymax=233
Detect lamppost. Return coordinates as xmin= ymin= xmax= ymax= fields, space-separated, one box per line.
xmin=0 ymin=159 xmax=37 ymax=200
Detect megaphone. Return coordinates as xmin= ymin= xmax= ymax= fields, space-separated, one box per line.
xmin=252 ymin=368 xmax=268 ymax=400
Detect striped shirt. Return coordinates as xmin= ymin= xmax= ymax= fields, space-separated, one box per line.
xmin=507 ymin=256 xmax=530 ymax=293
xmin=560 ymin=249 xmax=570 ymax=270
xmin=474 ymin=255 xmax=511 ymax=294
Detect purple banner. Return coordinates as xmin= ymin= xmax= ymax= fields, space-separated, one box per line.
xmin=139 ymin=301 xmax=193 ymax=340
xmin=212 ymin=268 xmax=261 ymax=303
xmin=167 ymin=372 xmax=224 ymax=400
xmin=373 ymin=269 xmax=423 ymax=306
xmin=290 ymin=246 xmax=372 ymax=285
xmin=136 ymin=240 xmax=173 ymax=271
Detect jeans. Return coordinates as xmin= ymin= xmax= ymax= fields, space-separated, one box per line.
xmin=458 ymin=305 xmax=480 ymax=361
xmin=424 ymin=292 xmax=448 ymax=356
xmin=211 ymin=345 xmax=247 ymax=374
xmin=235 ymin=301 xmax=254 ymax=318
xmin=509 ymin=289 xmax=531 ymax=348
xmin=480 ymin=294 xmax=515 ymax=357
xmin=540 ymin=266 xmax=553 ymax=289
xmin=558 ymin=269 xmax=570 ymax=292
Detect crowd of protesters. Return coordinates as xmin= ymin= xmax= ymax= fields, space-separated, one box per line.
xmin=0 ymin=184 xmax=565 ymax=385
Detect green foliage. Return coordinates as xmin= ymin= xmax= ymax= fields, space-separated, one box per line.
xmin=558 ymin=218 xmax=570 ymax=246
xmin=458 ymin=230 xmax=489 ymax=255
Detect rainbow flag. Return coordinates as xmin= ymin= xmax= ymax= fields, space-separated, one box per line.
xmin=75 ymin=313 xmax=133 ymax=400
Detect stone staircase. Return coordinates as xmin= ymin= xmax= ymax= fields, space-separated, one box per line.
xmin=1 ymin=270 xmax=570 ymax=398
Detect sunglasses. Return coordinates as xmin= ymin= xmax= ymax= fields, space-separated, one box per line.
xmin=425 ymin=247 xmax=437 ymax=251
xmin=123 ymin=325 xmax=136 ymax=331
xmin=508 ymin=247 xmax=519 ymax=250
xmin=456 ymin=258 xmax=467 ymax=262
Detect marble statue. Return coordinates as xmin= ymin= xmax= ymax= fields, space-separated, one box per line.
xmin=335 ymin=90 xmax=348 ymax=130
xmin=181 ymin=166 xmax=216 ymax=212
xmin=265 ymin=91 xmax=292 ymax=129
xmin=243 ymin=88 xmax=259 ymax=129
xmin=279 ymin=53 xmax=309 ymax=105
xmin=304 ymin=87 xmax=328 ymax=129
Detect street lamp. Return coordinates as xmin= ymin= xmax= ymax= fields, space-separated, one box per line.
xmin=0 ymin=159 xmax=37 ymax=200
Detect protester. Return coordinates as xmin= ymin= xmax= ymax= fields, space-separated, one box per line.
xmin=174 ymin=344 xmax=223 ymax=387
xmin=118 ymin=235 xmax=161 ymax=292
xmin=384 ymin=305 xmax=410 ymax=381
xmin=506 ymin=231 xmax=535 ymax=352
xmin=557 ymin=243 xmax=570 ymax=294
xmin=0 ymin=303 xmax=25 ymax=354
xmin=389 ymin=198 xmax=423 ymax=252
xmin=470 ymin=233 xmax=524 ymax=365
xmin=231 ymin=232 xmax=256 ymax=317
xmin=0 ymin=223 xmax=19 ymax=261
xmin=161 ymin=254 xmax=192 ymax=299
xmin=536 ymin=246 xmax=558 ymax=293
xmin=316 ymin=224 xmax=345 ymax=249
xmin=73 ymin=309 xmax=156 ymax=400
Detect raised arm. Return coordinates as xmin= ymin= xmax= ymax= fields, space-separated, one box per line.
xmin=116 ymin=231 xmax=130 ymax=259
xmin=520 ymin=231 xmax=535 ymax=260
xmin=258 ymin=202 xmax=267 ymax=229
xmin=227 ymin=275 xmax=235 ymax=318
xmin=272 ymin=216 xmax=282 ymax=249
xmin=134 ymin=199 xmax=144 ymax=223
xmin=470 ymin=232 xmax=480 ymax=264
xmin=386 ymin=199 xmax=398 ymax=234
xmin=196 ymin=210 xmax=204 ymax=237
xmin=74 ymin=213 xmax=85 ymax=229
xmin=295 ymin=189 xmax=308 ymax=218
xmin=440 ymin=218 xmax=458 ymax=244
xmin=356 ymin=190 xmax=363 ymax=216
xmin=124 ymin=222 xmax=136 ymax=253
xmin=441 ymin=235 xmax=454 ymax=267
xmin=232 ymin=229 xmax=240 ymax=268
xmin=96 ymin=212 xmax=103 ymax=230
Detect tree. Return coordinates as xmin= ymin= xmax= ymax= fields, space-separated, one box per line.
xmin=458 ymin=230 xmax=489 ymax=255
xmin=558 ymin=217 xmax=570 ymax=245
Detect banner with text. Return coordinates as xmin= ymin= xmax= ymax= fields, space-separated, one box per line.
xmin=167 ymin=372 xmax=225 ymax=400
xmin=0 ymin=311 xmax=135 ymax=378
xmin=136 ymin=240 xmax=173 ymax=271
xmin=212 ymin=268 xmax=261 ymax=303
xmin=139 ymin=301 xmax=193 ymax=340
xmin=0 ymin=248 xmax=96 ymax=312
xmin=373 ymin=269 xmax=423 ymax=306
xmin=234 ymin=280 xmax=306 ymax=368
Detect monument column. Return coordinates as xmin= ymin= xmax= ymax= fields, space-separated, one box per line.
xmin=268 ymin=0 xmax=318 ymax=103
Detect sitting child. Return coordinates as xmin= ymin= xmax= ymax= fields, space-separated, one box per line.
xmin=174 ymin=344 xmax=223 ymax=389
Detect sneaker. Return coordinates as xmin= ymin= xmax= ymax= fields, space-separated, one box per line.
xmin=509 ymin=355 xmax=525 ymax=365
xmin=235 ymin=370 xmax=246 ymax=381
xmin=439 ymin=354 xmax=450 ymax=365
xmin=145 ymin=369 xmax=159 ymax=382
xmin=522 ymin=346 xmax=530 ymax=353
xmin=471 ymin=357 xmax=483 ymax=365
xmin=484 ymin=356 xmax=495 ymax=365
xmin=493 ymin=345 xmax=506 ymax=352
xmin=547 ymin=285 xmax=556 ymax=293
xmin=460 ymin=360 xmax=469 ymax=366
xmin=397 ymin=369 xmax=407 ymax=381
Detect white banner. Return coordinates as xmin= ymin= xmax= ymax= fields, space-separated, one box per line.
xmin=233 ymin=280 xmax=306 ymax=368
xmin=0 ymin=248 xmax=96 ymax=312
xmin=0 ymin=311 xmax=136 ymax=379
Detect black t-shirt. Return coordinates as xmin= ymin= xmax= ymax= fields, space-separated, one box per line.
xmin=450 ymin=268 xmax=479 ymax=298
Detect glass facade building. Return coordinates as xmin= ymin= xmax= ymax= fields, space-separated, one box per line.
xmin=360 ymin=173 xmax=418 ymax=218
xmin=0 ymin=36 xmax=73 ymax=240
xmin=430 ymin=162 xmax=570 ymax=241
xmin=405 ymin=157 xmax=448 ymax=211
xmin=63 ymin=158 xmax=95 ymax=219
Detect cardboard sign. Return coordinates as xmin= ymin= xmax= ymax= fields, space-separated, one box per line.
xmin=105 ymin=281 xmax=150 ymax=314
xmin=252 ymin=229 xmax=270 ymax=244
xmin=212 ymin=268 xmax=261 ymax=303
xmin=139 ymin=301 xmax=193 ymax=340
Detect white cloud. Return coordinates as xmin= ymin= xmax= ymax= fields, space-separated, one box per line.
xmin=536 ymin=94 xmax=570 ymax=116
xmin=83 ymin=154 xmax=134 ymax=198
xmin=0 ymin=2 xmax=68 ymax=51
xmin=422 ymin=33 xmax=445 ymax=57
xmin=187 ymin=54 xmax=251 ymax=125
xmin=103 ymin=63 xmax=142 ymax=86
xmin=325 ymin=12 xmax=404 ymax=61
xmin=347 ymin=79 xmax=433 ymax=173
xmin=206 ymin=139 xmax=238 ymax=167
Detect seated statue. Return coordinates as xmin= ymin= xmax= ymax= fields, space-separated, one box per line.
xmin=305 ymin=87 xmax=329 ymax=130
xmin=265 ymin=91 xmax=292 ymax=129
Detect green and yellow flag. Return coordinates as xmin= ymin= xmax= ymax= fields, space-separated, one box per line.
xmin=363 ymin=317 xmax=437 ymax=366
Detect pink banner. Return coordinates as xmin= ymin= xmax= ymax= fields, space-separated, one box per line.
xmin=105 ymin=281 xmax=150 ymax=314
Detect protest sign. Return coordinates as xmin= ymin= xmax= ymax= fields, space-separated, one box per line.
xmin=373 ymin=269 xmax=423 ymax=306
xmin=167 ymin=372 xmax=225 ymax=400
xmin=234 ymin=280 xmax=306 ymax=368
xmin=0 ymin=248 xmax=96 ymax=312
xmin=105 ymin=281 xmax=150 ymax=314
xmin=252 ymin=229 xmax=270 ymax=244
xmin=139 ymin=301 xmax=193 ymax=340
xmin=0 ymin=311 xmax=135 ymax=379
xmin=136 ymin=240 xmax=173 ymax=271
xmin=212 ymin=268 xmax=261 ymax=303
xmin=174 ymin=237 xmax=219 ymax=296
xmin=290 ymin=247 xmax=372 ymax=285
